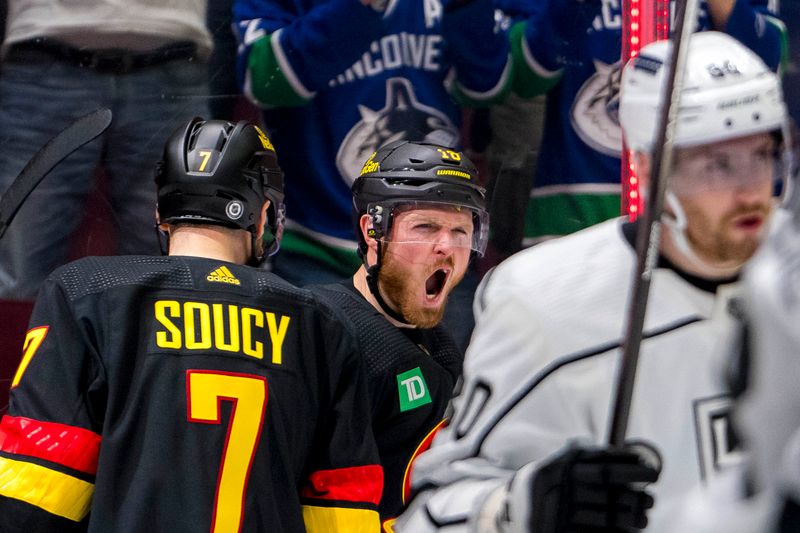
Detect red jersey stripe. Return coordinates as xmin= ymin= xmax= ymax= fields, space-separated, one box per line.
xmin=0 ymin=415 xmax=101 ymax=475
xmin=300 ymin=464 xmax=383 ymax=506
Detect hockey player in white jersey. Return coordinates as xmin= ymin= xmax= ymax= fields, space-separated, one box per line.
xmin=665 ymin=137 xmax=800 ymax=532
xmin=665 ymin=192 xmax=800 ymax=533
xmin=728 ymin=187 xmax=800 ymax=531
xmin=394 ymin=31 xmax=790 ymax=533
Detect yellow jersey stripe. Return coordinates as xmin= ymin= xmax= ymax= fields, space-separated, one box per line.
xmin=302 ymin=505 xmax=380 ymax=533
xmin=0 ymin=456 xmax=93 ymax=522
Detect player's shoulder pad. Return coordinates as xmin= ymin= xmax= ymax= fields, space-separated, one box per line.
xmin=49 ymin=255 xmax=192 ymax=301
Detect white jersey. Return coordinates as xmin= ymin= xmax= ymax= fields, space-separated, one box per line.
xmin=669 ymin=206 xmax=800 ymax=532
xmin=395 ymin=218 xmax=742 ymax=533
xmin=738 ymin=206 xmax=800 ymax=499
xmin=4 ymin=0 xmax=213 ymax=56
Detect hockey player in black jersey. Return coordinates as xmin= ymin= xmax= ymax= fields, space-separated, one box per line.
xmin=0 ymin=117 xmax=383 ymax=532
xmin=312 ymin=140 xmax=489 ymax=529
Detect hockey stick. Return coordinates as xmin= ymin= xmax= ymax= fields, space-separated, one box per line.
xmin=0 ymin=108 xmax=113 ymax=239
xmin=608 ymin=0 xmax=699 ymax=446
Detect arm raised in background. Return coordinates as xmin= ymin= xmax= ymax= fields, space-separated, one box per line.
xmin=441 ymin=0 xmax=513 ymax=106
xmin=233 ymin=0 xmax=386 ymax=107
xmin=709 ymin=0 xmax=786 ymax=72
xmin=507 ymin=0 xmax=785 ymax=102
xmin=504 ymin=0 xmax=602 ymax=98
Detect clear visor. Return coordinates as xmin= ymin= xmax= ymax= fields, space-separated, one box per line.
xmin=669 ymin=143 xmax=787 ymax=196
xmin=370 ymin=201 xmax=489 ymax=256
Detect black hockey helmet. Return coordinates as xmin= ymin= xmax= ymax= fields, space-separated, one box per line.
xmin=155 ymin=117 xmax=285 ymax=259
xmin=352 ymin=140 xmax=489 ymax=256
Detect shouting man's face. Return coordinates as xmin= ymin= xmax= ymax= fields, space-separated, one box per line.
xmin=377 ymin=206 xmax=473 ymax=328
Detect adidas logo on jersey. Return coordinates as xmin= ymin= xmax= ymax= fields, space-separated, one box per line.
xmin=207 ymin=266 xmax=240 ymax=285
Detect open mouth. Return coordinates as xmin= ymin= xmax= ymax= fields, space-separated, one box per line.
xmin=425 ymin=268 xmax=450 ymax=301
xmin=733 ymin=213 xmax=764 ymax=232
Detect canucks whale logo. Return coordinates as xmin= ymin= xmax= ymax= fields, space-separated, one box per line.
xmin=570 ymin=60 xmax=622 ymax=156
xmin=336 ymin=77 xmax=458 ymax=184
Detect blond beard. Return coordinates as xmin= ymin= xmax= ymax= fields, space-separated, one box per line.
xmin=685 ymin=202 xmax=771 ymax=266
xmin=378 ymin=249 xmax=462 ymax=328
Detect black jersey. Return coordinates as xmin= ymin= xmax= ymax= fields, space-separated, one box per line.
xmin=0 ymin=256 xmax=382 ymax=533
xmin=312 ymin=281 xmax=463 ymax=525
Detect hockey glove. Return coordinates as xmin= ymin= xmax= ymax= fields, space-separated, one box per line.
xmin=520 ymin=0 xmax=603 ymax=72
xmin=511 ymin=443 xmax=660 ymax=533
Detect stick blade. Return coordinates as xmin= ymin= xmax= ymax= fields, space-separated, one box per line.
xmin=0 ymin=108 xmax=113 ymax=239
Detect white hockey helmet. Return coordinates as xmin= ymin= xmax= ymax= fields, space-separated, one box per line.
xmin=619 ymin=31 xmax=787 ymax=153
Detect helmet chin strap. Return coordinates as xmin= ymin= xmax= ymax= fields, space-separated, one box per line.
xmin=156 ymin=224 xmax=170 ymax=256
xmin=362 ymin=240 xmax=413 ymax=325
xmin=246 ymin=231 xmax=265 ymax=267
xmin=662 ymin=191 xmax=747 ymax=278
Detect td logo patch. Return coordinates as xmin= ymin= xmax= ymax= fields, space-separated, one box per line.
xmin=397 ymin=367 xmax=431 ymax=412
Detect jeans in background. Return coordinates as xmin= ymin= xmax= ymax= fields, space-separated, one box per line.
xmin=0 ymin=57 xmax=209 ymax=299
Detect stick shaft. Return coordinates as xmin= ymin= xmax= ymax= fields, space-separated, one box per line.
xmin=608 ymin=0 xmax=699 ymax=446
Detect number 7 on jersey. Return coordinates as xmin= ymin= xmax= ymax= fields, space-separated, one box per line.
xmin=187 ymin=370 xmax=268 ymax=533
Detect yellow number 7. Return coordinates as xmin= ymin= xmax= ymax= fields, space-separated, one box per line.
xmin=198 ymin=150 xmax=213 ymax=172
xmin=11 ymin=326 xmax=49 ymax=388
xmin=187 ymin=370 xmax=267 ymax=533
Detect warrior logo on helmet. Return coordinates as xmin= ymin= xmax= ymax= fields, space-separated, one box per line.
xmin=336 ymin=77 xmax=458 ymax=185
